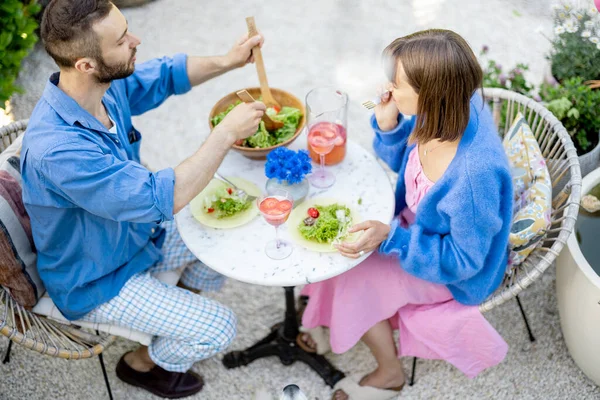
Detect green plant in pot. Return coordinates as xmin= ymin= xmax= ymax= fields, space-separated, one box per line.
xmin=541 ymin=78 xmax=600 ymax=153
xmin=0 ymin=0 xmax=41 ymax=109
xmin=548 ymin=2 xmax=600 ymax=83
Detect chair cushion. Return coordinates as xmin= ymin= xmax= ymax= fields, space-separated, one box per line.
xmin=0 ymin=133 xmax=23 ymax=165
xmin=0 ymin=156 xmax=44 ymax=307
xmin=503 ymin=113 xmax=552 ymax=266
xmin=32 ymin=265 xmax=186 ymax=346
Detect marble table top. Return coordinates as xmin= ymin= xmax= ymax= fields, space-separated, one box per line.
xmin=175 ymin=133 xmax=395 ymax=287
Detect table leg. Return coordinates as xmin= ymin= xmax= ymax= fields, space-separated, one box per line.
xmin=223 ymin=286 xmax=345 ymax=388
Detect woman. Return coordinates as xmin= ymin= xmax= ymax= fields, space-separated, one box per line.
xmin=299 ymin=29 xmax=513 ymax=400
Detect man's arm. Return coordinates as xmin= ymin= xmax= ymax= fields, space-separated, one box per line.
xmin=186 ymin=34 xmax=263 ymax=87
xmin=172 ymin=101 xmax=266 ymax=214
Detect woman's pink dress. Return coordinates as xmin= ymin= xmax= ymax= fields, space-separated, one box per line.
xmin=300 ymin=147 xmax=508 ymax=378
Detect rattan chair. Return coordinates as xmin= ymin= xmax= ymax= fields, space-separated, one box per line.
xmin=407 ymin=88 xmax=582 ymax=384
xmin=0 ymin=120 xmax=116 ymax=399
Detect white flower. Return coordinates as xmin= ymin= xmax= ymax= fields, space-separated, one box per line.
xmin=590 ymin=36 xmax=600 ymax=43
xmin=564 ymin=18 xmax=579 ymax=32
xmin=573 ymin=11 xmax=585 ymax=20
xmin=582 ymin=29 xmax=593 ymax=37
xmin=558 ymin=11 xmax=568 ymax=20
xmin=585 ymin=20 xmax=595 ymax=28
xmin=597 ymin=42 xmax=600 ymax=50
xmin=552 ymin=3 xmax=562 ymax=11
xmin=555 ymin=25 xmax=566 ymax=34
xmin=589 ymin=6 xmax=599 ymax=16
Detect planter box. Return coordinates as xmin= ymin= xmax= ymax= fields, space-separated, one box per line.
xmin=556 ymin=167 xmax=600 ymax=386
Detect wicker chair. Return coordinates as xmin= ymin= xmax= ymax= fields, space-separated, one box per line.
xmin=402 ymin=88 xmax=582 ymax=384
xmin=0 ymin=120 xmax=117 ymax=398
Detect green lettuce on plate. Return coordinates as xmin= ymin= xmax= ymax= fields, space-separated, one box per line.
xmin=203 ymin=186 xmax=251 ymax=219
xmin=298 ymin=204 xmax=352 ymax=244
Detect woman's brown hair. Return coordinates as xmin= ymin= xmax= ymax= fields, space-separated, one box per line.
xmin=384 ymin=29 xmax=483 ymax=144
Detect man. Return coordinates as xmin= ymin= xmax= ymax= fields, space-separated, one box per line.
xmin=21 ymin=0 xmax=266 ymax=398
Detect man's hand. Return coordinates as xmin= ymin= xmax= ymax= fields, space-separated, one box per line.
xmin=186 ymin=34 xmax=265 ymax=86
xmin=213 ymin=102 xmax=266 ymax=145
xmin=374 ymin=90 xmax=400 ymax=132
xmin=334 ymin=220 xmax=391 ymax=258
xmin=225 ymin=33 xmax=264 ymax=69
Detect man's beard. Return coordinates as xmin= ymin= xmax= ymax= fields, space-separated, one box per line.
xmin=95 ymin=50 xmax=136 ymax=84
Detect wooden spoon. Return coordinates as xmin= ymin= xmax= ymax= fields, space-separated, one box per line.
xmin=236 ymin=90 xmax=284 ymax=131
xmin=245 ymin=16 xmax=281 ymax=109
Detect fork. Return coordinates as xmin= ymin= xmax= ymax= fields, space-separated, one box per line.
xmin=214 ymin=172 xmax=257 ymax=202
xmin=362 ymin=90 xmax=392 ymax=110
xmin=361 ymin=98 xmax=380 ymax=110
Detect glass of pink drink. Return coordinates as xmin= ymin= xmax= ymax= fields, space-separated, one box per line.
xmin=307 ymin=123 xmax=337 ymax=188
xmin=258 ymin=189 xmax=294 ymax=260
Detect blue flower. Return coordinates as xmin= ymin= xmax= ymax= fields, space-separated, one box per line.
xmin=287 ymin=171 xmax=303 ymax=184
xmin=266 ymin=164 xmax=281 ymax=179
xmin=265 ymin=148 xmax=312 ymax=183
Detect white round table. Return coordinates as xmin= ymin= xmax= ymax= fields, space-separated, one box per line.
xmin=175 ymin=133 xmax=395 ymax=387
xmin=176 ymin=135 xmax=395 ymax=287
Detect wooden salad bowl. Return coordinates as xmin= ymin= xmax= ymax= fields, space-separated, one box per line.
xmin=208 ymin=87 xmax=306 ymax=160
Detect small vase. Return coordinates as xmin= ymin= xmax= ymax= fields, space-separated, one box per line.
xmin=265 ymin=178 xmax=309 ymax=207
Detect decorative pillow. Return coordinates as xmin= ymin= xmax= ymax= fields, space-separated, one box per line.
xmin=503 ymin=113 xmax=552 ymax=266
xmin=0 ymin=155 xmax=43 ymax=308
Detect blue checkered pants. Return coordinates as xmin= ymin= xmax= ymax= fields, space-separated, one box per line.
xmin=81 ymin=221 xmax=233 ymax=372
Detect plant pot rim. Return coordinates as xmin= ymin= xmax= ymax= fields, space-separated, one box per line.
xmin=567 ymin=166 xmax=600 ymax=288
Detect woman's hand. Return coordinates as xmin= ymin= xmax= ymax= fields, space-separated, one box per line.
xmin=374 ymin=89 xmax=400 ymax=131
xmin=334 ymin=220 xmax=391 ymax=258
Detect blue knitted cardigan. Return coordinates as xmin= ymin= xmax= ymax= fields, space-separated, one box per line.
xmin=373 ymin=94 xmax=513 ymax=305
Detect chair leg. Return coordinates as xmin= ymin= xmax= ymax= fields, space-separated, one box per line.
xmin=409 ymin=357 xmax=417 ymax=386
xmin=515 ymin=295 xmax=536 ymax=342
xmin=2 ymin=340 xmax=13 ymax=364
xmin=98 ymin=352 xmax=114 ymax=400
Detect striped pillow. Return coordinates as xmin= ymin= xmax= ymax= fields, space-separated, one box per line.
xmin=0 ymin=156 xmax=44 ymax=308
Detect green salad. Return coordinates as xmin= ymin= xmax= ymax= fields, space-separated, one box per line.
xmin=298 ymin=204 xmax=352 ymax=244
xmin=211 ymin=101 xmax=303 ymax=148
xmin=203 ymin=186 xmax=251 ymax=219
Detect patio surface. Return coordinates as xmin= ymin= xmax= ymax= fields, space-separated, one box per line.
xmin=2 ymin=0 xmax=600 ymax=399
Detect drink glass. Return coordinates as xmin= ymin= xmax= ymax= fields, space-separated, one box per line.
xmin=307 ymin=124 xmax=336 ymax=188
xmin=258 ymin=189 xmax=294 ymax=260
xmin=305 ymin=87 xmax=348 ymax=165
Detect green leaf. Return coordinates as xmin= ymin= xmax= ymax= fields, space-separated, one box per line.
xmin=0 ymin=0 xmax=40 ymax=103
xmin=567 ymin=108 xmax=580 ymax=119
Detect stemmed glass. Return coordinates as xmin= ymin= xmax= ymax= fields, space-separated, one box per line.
xmin=307 ymin=123 xmax=337 ymax=188
xmin=258 ymin=189 xmax=294 ymax=260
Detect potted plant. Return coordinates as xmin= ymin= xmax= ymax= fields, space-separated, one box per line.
xmin=544 ymin=1 xmax=600 ymax=174
xmin=540 ymin=78 xmax=600 ymax=176
xmin=548 ymin=1 xmax=600 ymax=83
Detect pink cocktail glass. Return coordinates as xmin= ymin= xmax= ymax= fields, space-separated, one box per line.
xmin=258 ymin=189 xmax=294 ymax=260
xmin=307 ymin=123 xmax=337 ymax=188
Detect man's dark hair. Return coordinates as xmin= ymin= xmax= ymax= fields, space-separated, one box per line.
xmin=41 ymin=0 xmax=113 ymax=68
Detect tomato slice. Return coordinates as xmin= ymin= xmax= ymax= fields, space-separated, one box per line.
xmin=206 ymin=207 xmax=215 ymax=213
xmin=273 ymin=105 xmax=281 ymax=113
xmin=277 ymin=200 xmax=293 ymax=212
xmin=260 ymin=197 xmax=279 ymax=211
xmin=307 ymin=207 xmax=319 ymax=218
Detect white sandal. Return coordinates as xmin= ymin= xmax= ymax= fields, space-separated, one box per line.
xmin=331 ymin=375 xmax=404 ymax=400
